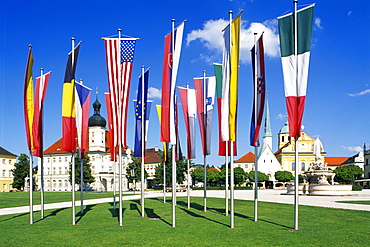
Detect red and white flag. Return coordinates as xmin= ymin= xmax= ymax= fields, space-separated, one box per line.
xmin=33 ymin=71 xmax=51 ymax=157
xmin=160 ymin=21 xmax=185 ymax=145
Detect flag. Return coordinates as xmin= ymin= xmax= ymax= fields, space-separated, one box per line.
xmin=178 ymin=86 xmax=197 ymax=159
xmin=133 ymin=69 xmax=151 ymax=158
xmin=23 ymin=47 xmax=34 ymax=152
xmin=194 ymin=76 xmax=216 ymax=155
xmin=62 ymin=42 xmax=80 ymax=152
xmin=105 ymin=93 xmax=117 ymax=161
xmin=250 ymin=33 xmax=266 ymax=147
xmin=75 ymin=82 xmax=91 ymax=158
xmin=174 ymin=95 xmax=182 ymax=161
xmin=33 ymin=71 xmax=51 ymax=157
xmin=156 ymin=105 xmax=168 ymax=162
xmin=278 ymin=4 xmax=315 ymax=138
xmin=213 ymin=63 xmax=236 ymax=156
xmin=160 ymin=21 xmax=185 ymax=145
xmin=222 ymin=14 xmax=241 ymax=142
xmin=104 ymin=37 xmax=137 ymax=148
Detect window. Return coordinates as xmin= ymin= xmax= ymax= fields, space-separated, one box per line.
xmin=53 ymin=167 xmax=56 ymax=175
xmin=2 ymin=170 xmax=6 ymax=177
xmin=3 ymin=184 xmax=6 ymax=190
xmin=8 ymin=159 xmax=11 ymax=164
xmin=65 ymin=157 xmax=68 ymax=162
xmin=58 ymin=180 xmax=62 ymax=187
xmin=52 ymin=180 xmax=56 ymax=188
xmin=282 ymin=136 xmax=284 ymax=142
xmin=9 ymin=171 xmax=12 ymax=177
xmin=301 ymin=162 xmax=305 ymax=171
xmin=59 ymin=167 xmax=62 ymax=175
xmin=58 ymin=157 xmax=62 ymax=163
xmin=291 ymin=162 xmax=296 ymax=171
xmin=65 ymin=180 xmax=69 ymax=187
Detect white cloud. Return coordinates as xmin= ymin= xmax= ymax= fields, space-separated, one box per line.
xmin=347 ymin=11 xmax=352 ymax=16
xmin=276 ymin=113 xmax=286 ymax=120
xmin=314 ymin=17 xmax=323 ymax=30
xmin=347 ymin=89 xmax=370 ymax=97
xmin=147 ymin=87 xmax=161 ymax=99
xmin=186 ymin=18 xmax=280 ymax=64
xmin=341 ymin=145 xmax=363 ymax=153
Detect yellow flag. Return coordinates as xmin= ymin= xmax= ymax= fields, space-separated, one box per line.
xmin=156 ymin=105 xmax=167 ymax=161
xmin=24 ymin=47 xmax=34 ymax=151
xmin=229 ymin=14 xmax=240 ymax=142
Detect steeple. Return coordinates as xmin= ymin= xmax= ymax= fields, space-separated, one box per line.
xmin=262 ymin=100 xmax=273 ymax=150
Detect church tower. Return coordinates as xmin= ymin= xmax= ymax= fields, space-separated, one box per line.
xmin=262 ymin=100 xmax=272 ymax=151
xmin=88 ymin=98 xmax=106 ymax=152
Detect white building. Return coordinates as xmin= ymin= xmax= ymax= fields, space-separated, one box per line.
xmin=38 ymin=99 xmax=129 ymax=192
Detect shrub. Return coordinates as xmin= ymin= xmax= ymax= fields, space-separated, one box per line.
xmin=352 ymin=185 xmax=362 ymax=191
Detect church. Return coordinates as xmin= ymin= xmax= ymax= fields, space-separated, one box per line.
xmin=38 ymin=98 xmax=129 ymax=192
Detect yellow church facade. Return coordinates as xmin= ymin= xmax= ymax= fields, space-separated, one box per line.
xmin=275 ymin=122 xmax=326 ymax=173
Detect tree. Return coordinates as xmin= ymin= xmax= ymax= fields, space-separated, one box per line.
xmin=125 ymin=156 xmax=148 ymax=184
xmin=69 ymin=151 xmax=95 ymax=188
xmin=190 ymin=166 xmax=221 ymax=186
xmin=154 ymin=148 xmax=189 ymax=186
xmin=234 ymin=167 xmax=248 ymax=185
xmin=334 ymin=165 xmax=363 ymax=184
xmin=275 ymin=171 xmax=294 ymax=182
xmin=249 ymin=171 xmax=269 ymax=182
xmin=11 ymin=153 xmax=36 ymax=191
xmin=190 ymin=166 xmax=204 ymax=184
xmin=207 ymin=169 xmax=221 ymax=186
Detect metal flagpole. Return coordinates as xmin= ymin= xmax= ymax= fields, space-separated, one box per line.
xmin=186 ymin=82 xmax=191 ymax=209
xmin=113 ymin=160 xmax=116 ymax=210
xmin=253 ymin=33 xmax=259 ymax=222
xmin=141 ymin=65 xmax=145 ymax=217
xmin=228 ymin=10 xmax=234 ymax=229
xmin=293 ymin=0 xmax=299 ymax=231
xmin=171 ymin=19 xmax=176 ymax=228
xmin=71 ymin=37 xmax=76 ymax=226
xmin=163 ymin=159 xmax=166 ymax=203
xmin=118 ymin=28 xmax=123 ymax=226
xmin=40 ymin=68 xmax=45 ymax=219
xmin=203 ymin=70 xmax=207 ymax=212
xmin=72 ymin=152 xmax=76 ymax=225
xmin=80 ymin=148 xmax=84 ymax=215
xmin=29 ymin=151 xmax=33 ymax=224
xmin=225 ymin=141 xmax=228 ymax=216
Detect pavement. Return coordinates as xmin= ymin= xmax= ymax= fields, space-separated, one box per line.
xmin=1 ymin=189 xmax=369 ymax=216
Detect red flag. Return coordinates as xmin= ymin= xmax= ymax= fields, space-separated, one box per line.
xmin=33 ymin=71 xmax=51 ymax=157
xmin=23 ymin=47 xmax=34 ymax=152
xmin=105 ymin=93 xmax=117 ymax=161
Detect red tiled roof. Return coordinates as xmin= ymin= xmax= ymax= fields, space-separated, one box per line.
xmin=325 ymin=157 xmax=350 ymax=166
xmin=235 ymin=152 xmax=255 ymax=163
xmin=145 ymin=148 xmax=162 ymax=163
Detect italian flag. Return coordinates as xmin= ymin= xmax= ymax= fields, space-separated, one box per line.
xmin=278 ymin=4 xmax=315 ymax=139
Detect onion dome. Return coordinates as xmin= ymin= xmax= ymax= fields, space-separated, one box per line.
xmin=88 ymin=99 xmax=106 ymax=127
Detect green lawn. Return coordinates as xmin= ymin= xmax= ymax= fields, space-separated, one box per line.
xmin=0 ymin=191 xmax=133 ymax=208
xmin=0 ymin=197 xmax=368 ymax=246
xmin=337 ymin=200 xmax=370 ymax=205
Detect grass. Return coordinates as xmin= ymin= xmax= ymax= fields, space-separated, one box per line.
xmin=337 ymin=200 xmax=370 ymax=205
xmin=0 ymin=191 xmax=135 ymax=208
xmin=0 ymin=196 xmax=369 ymax=246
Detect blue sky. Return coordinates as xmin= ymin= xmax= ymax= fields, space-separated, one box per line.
xmin=0 ymin=0 xmax=369 ymax=167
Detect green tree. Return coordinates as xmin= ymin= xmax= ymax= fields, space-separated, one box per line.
xmin=275 ymin=170 xmax=294 ymax=182
xmin=11 ymin=153 xmax=36 ymax=191
xmin=126 ymin=156 xmax=148 ymax=184
xmin=207 ymin=169 xmax=221 ymax=186
xmin=154 ymin=148 xmax=188 ymax=186
xmin=190 ymin=166 xmax=204 ymax=183
xmin=69 ymin=151 xmax=95 ymax=189
xmin=249 ymin=171 xmax=269 ymax=182
xmin=234 ymin=167 xmax=248 ymax=185
xmin=334 ymin=165 xmax=363 ymax=183
xmin=190 ymin=166 xmax=221 ymax=186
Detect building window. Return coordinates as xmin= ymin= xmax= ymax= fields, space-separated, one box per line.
xmin=59 ymin=167 xmax=62 ymax=175
xmin=291 ymin=162 xmax=296 ymax=171
xmin=53 ymin=167 xmax=56 ymax=175
xmin=3 ymin=184 xmax=6 ymax=190
xmin=53 ymin=180 xmax=56 ymax=188
xmin=65 ymin=180 xmax=69 ymax=187
xmin=301 ymin=162 xmax=305 ymax=171
xmin=8 ymin=159 xmax=11 ymax=164
xmin=58 ymin=157 xmax=62 ymax=163
xmin=65 ymin=157 xmax=68 ymax=162
xmin=58 ymin=180 xmax=62 ymax=187
xmin=2 ymin=170 xmax=6 ymax=177
xmin=282 ymin=136 xmax=284 ymax=142
xmin=9 ymin=171 xmax=12 ymax=177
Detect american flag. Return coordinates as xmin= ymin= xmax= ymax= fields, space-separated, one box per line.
xmin=104 ymin=37 xmax=137 ymax=148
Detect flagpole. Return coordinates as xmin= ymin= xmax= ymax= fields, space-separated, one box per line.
xmin=228 ymin=10 xmax=235 ymax=229
xmin=141 ymin=65 xmax=145 ymax=218
xmin=40 ymin=68 xmax=45 ymax=219
xmin=71 ymin=37 xmax=76 ymax=226
xmin=113 ymin=160 xmax=116 ymax=210
xmin=80 ymin=148 xmax=84 ymax=215
xmin=163 ymin=158 xmax=166 ymax=203
xmin=118 ymin=28 xmax=123 ymax=226
xmin=171 ymin=19 xmax=176 ymax=228
xmin=29 ymin=151 xmax=33 ymax=224
xmin=186 ymin=82 xmax=191 ymax=209
xmin=253 ymin=33 xmax=259 ymax=222
xmin=203 ymin=70 xmax=207 ymax=212
xmin=225 ymin=141 xmax=228 ymax=216
xmin=293 ymin=0 xmax=299 ymax=231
